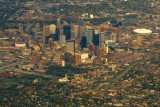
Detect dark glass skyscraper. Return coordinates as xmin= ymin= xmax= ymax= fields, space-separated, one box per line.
xmin=63 ymin=25 xmax=71 ymax=40
xmin=93 ymin=32 xmax=100 ymax=46
xmin=55 ymin=28 xmax=60 ymax=41
xmin=81 ymin=36 xmax=87 ymax=49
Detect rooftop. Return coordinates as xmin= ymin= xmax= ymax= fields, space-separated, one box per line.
xmin=133 ymin=29 xmax=152 ymax=34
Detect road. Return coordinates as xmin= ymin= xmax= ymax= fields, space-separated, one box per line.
xmin=0 ymin=60 xmax=26 ymax=72
xmin=95 ymin=58 xmax=147 ymax=91
xmin=95 ymin=67 xmax=130 ymax=91
xmin=25 ymin=22 xmax=35 ymax=33
xmin=0 ymin=60 xmax=60 ymax=80
xmin=108 ymin=2 xmax=122 ymax=11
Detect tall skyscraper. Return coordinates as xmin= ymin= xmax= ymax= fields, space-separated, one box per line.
xmin=93 ymin=30 xmax=100 ymax=46
xmin=103 ymin=42 xmax=109 ymax=54
xmin=55 ymin=28 xmax=60 ymax=41
xmin=78 ymin=25 xmax=84 ymax=39
xmin=71 ymin=31 xmax=75 ymax=39
xmin=74 ymin=24 xmax=79 ymax=40
xmin=57 ymin=18 xmax=61 ymax=28
xmin=50 ymin=24 xmax=56 ymax=34
xmin=55 ymin=28 xmax=63 ymax=41
xmin=83 ymin=29 xmax=94 ymax=47
xmin=84 ymin=29 xmax=94 ymax=42
xmin=59 ymin=35 xmax=66 ymax=47
xmin=49 ymin=13 xmax=53 ymax=21
xmin=60 ymin=28 xmax=64 ymax=36
xmin=81 ymin=36 xmax=87 ymax=49
xmin=63 ymin=25 xmax=71 ymax=40
xmin=99 ymin=32 xmax=105 ymax=46
xmin=75 ymin=54 xmax=81 ymax=64
xmin=48 ymin=38 xmax=53 ymax=47
xmin=66 ymin=40 xmax=75 ymax=55
xmin=43 ymin=26 xmax=50 ymax=45
xmin=98 ymin=48 xmax=103 ymax=64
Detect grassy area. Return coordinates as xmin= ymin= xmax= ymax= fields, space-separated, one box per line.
xmin=83 ymin=17 xmax=116 ymax=26
xmin=46 ymin=65 xmax=90 ymax=77
xmin=14 ymin=75 xmax=43 ymax=81
xmin=3 ymin=82 xmax=19 ymax=87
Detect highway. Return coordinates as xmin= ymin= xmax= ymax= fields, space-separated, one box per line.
xmin=25 ymin=22 xmax=35 ymax=33
xmin=0 ymin=60 xmax=26 ymax=72
xmin=0 ymin=59 xmax=60 ymax=80
xmin=95 ymin=58 xmax=147 ymax=91
xmin=95 ymin=67 xmax=130 ymax=91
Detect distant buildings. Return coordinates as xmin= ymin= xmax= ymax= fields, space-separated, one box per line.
xmin=66 ymin=40 xmax=75 ymax=55
xmin=57 ymin=18 xmax=61 ymax=28
xmin=63 ymin=25 xmax=71 ymax=40
xmin=43 ymin=26 xmax=50 ymax=46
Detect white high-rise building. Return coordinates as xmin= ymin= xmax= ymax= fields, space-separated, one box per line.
xmin=50 ymin=24 xmax=56 ymax=34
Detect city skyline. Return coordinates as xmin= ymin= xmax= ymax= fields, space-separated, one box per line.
xmin=0 ymin=0 xmax=160 ymax=106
